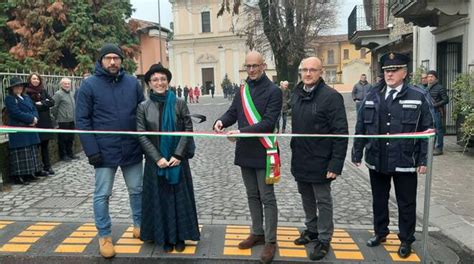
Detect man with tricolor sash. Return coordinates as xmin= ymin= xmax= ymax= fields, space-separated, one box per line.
xmin=214 ymin=51 xmax=282 ymax=264
xmin=290 ymin=57 xmax=349 ymax=261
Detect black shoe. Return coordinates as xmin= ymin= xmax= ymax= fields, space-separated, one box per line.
xmin=294 ymin=230 xmax=318 ymax=245
xmin=69 ymin=155 xmax=79 ymax=160
xmin=175 ymin=240 xmax=186 ymax=252
xmin=366 ymin=235 xmax=387 ymax=247
xmin=45 ymin=168 xmax=55 ymax=175
xmin=163 ymin=243 xmax=174 ymax=253
xmin=12 ymin=176 xmax=29 ymax=185
xmin=309 ymin=241 xmax=330 ymax=261
xmin=398 ymin=242 xmax=412 ymax=258
xmin=61 ymin=156 xmax=72 ymax=162
xmin=433 ymin=149 xmax=443 ymax=156
xmin=35 ymin=171 xmax=48 ymax=177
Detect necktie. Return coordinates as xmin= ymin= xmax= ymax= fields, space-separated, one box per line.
xmin=386 ymin=89 xmax=397 ymax=106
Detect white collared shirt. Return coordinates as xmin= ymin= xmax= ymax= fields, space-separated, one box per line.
xmin=303 ymin=85 xmax=316 ymax=93
xmin=385 ymin=84 xmax=402 ymax=100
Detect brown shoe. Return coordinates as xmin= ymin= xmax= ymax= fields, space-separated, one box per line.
xmin=98 ymin=237 xmax=115 ymax=258
xmin=261 ymin=242 xmax=277 ymax=264
xmin=238 ymin=234 xmax=265 ymax=249
xmin=133 ymin=227 xmax=140 ymax=239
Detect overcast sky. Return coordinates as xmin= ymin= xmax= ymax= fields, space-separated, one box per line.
xmin=130 ymin=0 xmax=363 ymax=35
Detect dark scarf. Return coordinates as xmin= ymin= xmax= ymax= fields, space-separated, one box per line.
xmin=26 ymin=83 xmax=44 ymax=102
xmin=150 ymin=90 xmax=181 ymax=184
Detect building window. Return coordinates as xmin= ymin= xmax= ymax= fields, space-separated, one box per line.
xmin=325 ymin=68 xmax=337 ymax=83
xmin=201 ymin=11 xmax=211 ymax=33
xmin=343 ymin=49 xmax=349 ymax=60
xmin=360 ymin=48 xmax=366 ymax=59
xmin=327 ymin=50 xmax=334 ymax=64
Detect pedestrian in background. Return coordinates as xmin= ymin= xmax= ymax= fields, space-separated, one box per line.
xmin=277 ymin=80 xmax=291 ymax=133
xmin=75 ymin=43 xmax=144 ymax=259
xmin=26 ymin=72 xmax=55 ymax=176
xmin=188 ymin=85 xmax=194 ymax=103
xmin=51 ymin=77 xmax=78 ymax=162
xmin=427 ymin=70 xmax=449 ymax=155
xmin=417 ymin=73 xmax=428 ymax=89
xmin=290 ymin=57 xmax=348 ymax=261
xmin=183 ymin=85 xmax=189 ymax=103
xmin=4 ymin=77 xmax=43 ymax=185
xmin=194 ymin=85 xmax=200 ymax=103
xmin=352 ymin=73 xmax=372 ymax=112
xmin=177 ymin=85 xmax=183 ymax=98
xmin=352 ymin=53 xmax=433 ymax=259
xmin=137 ymin=63 xmax=200 ymax=253
xmin=214 ymin=51 xmax=282 ymax=264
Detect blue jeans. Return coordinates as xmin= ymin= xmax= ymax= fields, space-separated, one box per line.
xmin=434 ymin=110 xmax=444 ymax=150
xmin=93 ymin=161 xmax=143 ymax=237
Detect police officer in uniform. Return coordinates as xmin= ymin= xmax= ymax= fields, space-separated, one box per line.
xmin=352 ymin=53 xmax=433 ymax=258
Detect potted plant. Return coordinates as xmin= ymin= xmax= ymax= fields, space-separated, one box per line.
xmin=451 ymin=72 xmax=474 ymax=150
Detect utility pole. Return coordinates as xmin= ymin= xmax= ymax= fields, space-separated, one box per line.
xmin=158 ymin=0 xmax=162 ymax=62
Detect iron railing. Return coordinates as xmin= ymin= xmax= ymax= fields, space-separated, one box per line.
xmin=348 ymin=4 xmax=390 ymax=39
xmin=0 ymin=72 xmax=84 ymax=125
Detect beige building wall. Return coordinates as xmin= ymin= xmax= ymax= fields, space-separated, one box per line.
xmin=169 ymin=0 xmax=276 ymax=94
xmin=135 ymin=29 xmax=169 ymax=75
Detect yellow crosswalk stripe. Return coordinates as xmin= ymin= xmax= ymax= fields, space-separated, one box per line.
xmin=0 ymin=223 xmax=57 ymax=253
xmin=55 ymin=223 xmax=96 ymax=253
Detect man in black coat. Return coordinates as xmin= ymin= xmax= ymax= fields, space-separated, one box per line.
xmin=214 ymin=51 xmax=282 ymax=264
xmin=290 ymin=57 xmax=348 ymax=261
xmin=352 ymin=53 xmax=433 ymax=259
xmin=426 ymin=70 xmax=449 ymax=155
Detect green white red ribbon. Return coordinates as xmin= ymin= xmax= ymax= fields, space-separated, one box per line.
xmin=0 ymin=126 xmax=436 ymax=139
xmin=241 ymin=82 xmax=281 ymax=184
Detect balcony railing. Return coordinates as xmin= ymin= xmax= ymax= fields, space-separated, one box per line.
xmin=348 ymin=4 xmax=389 ymax=39
xmin=389 ymin=0 xmax=417 ymax=12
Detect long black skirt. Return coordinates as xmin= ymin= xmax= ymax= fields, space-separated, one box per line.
xmin=9 ymin=145 xmax=42 ymax=176
xmin=140 ymin=159 xmax=200 ymax=244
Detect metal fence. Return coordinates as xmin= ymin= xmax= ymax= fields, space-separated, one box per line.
xmin=0 ymin=72 xmax=84 ymax=125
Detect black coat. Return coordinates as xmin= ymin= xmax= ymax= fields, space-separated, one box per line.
xmin=352 ymin=82 xmax=434 ymax=173
xmin=218 ymin=73 xmax=282 ymax=169
xmin=26 ymin=89 xmax=55 ymax=141
xmin=290 ymin=79 xmax=348 ymax=183
xmin=427 ymin=81 xmax=449 ymax=108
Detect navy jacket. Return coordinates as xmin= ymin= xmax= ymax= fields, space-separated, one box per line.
xmin=218 ymin=73 xmax=282 ymax=169
xmin=352 ymin=82 xmax=434 ymax=173
xmin=5 ymin=94 xmax=41 ymax=149
xmin=290 ymin=79 xmax=348 ymax=183
xmin=75 ymin=62 xmax=145 ymax=167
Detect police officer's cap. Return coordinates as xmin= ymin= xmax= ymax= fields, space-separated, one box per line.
xmin=380 ymin=52 xmax=410 ymax=70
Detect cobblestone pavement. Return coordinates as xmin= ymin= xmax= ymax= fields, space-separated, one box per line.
xmin=0 ymin=95 xmax=400 ymax=229
xmin=8 ymin=93 xmax=473 ymax=232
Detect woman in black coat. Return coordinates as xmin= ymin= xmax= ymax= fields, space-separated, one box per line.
xmin=137 ymin=63 xmax=200 ymax=252
xmin=4 ymin=77 xmax=43 ymax=185
xmin=25 ymin=73 xmax=55 ymax=175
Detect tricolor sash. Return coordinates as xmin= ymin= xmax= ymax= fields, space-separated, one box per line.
xmin=241 ymin=82 xmax=281 ymax=184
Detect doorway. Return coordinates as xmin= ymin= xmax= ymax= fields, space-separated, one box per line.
xmin=201 ymin=68 xmax=214 ymax=95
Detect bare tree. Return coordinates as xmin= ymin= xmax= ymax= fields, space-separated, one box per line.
xmin=219 ymin=0 xmax=337 ymax=84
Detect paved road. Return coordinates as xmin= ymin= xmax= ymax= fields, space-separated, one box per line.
xmin=0 ymin=94 xmax=473 ymax=258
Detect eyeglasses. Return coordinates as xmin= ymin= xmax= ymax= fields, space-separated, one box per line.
xmin=299 ymin=68 xmax=322 ymax=74
xmin=245 ymin=64 xmax=261 ymax=70
xmin=150 ymin=77 xmax=168 ymax=83
xmin=102 ymin=56 xmax=122 ymax=62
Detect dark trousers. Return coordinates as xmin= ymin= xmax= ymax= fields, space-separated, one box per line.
xmin=39 ymin=140 xmax=50 ymax=170
xmin=58 ymin=122 xmax=75 ymax=158
xmin=277 ymin=112 xmax=288 ymax=131
xmin=241 ymin=167 xmax=278 ymax=242
xmin=369 ymin=169 xmax=417 ymax=244
xmin=297 ymin=181 xmax=334 ymax=243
